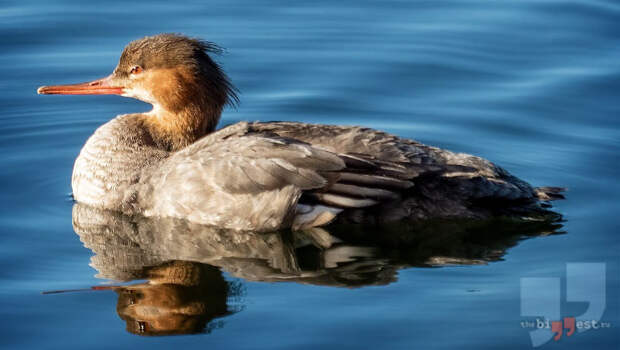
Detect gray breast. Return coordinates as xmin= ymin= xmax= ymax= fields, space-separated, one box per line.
xmin=72 ymin=114 xmax=168 ymax=212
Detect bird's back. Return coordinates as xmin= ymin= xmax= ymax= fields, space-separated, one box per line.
xmin=249 ymin=122 xmax=559 ymax=224
xmin=134 ymin=121 xmax=562 ymax=230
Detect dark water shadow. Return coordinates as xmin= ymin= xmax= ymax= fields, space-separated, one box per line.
xmin=71 ymin=203 xmax=563 ymax=336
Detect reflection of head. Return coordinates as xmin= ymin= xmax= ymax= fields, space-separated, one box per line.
xmin=115 ymin=261 xmax=232 ymax=336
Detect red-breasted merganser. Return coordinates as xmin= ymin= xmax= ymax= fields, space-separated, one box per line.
xmin=38 ymin=34 xmax=564 ymax=231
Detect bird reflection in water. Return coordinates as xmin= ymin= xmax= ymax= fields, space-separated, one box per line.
xmin=114 ymin=261 xmax=233 ymax=336
xmin=70 ymin=203 xmax=563 ymax=336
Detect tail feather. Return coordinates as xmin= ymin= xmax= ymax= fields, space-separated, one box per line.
xmin=535 ymin=187 xmax=566 ymax=201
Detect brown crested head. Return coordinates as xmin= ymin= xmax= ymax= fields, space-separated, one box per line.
xmin=114 ymin=34 xmax=239 ymax=150
xmin=38 ymin=33 xmax=239 ymax=150
xmin=114 ymin=33 xmax=238 ymax=111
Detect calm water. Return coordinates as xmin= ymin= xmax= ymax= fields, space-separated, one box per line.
xmin=1 ymin=0 xmax=619 ymax=348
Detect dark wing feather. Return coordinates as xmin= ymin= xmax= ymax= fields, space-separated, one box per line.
xmin=248 ymin=122 xmax=547 ymax=216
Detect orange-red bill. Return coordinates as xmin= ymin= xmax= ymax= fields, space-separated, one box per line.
xmin=37 ymin=75 xmax=124 ymax=95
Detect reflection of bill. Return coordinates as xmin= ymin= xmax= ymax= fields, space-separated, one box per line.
xmin=114 ymin=261 xmax=234 ymax=336
xmin=521 ymin=263 xmax=607 ymax=347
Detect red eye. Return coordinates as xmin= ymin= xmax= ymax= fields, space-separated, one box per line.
xmin=130 ymin=66 xmax=142 ymax=75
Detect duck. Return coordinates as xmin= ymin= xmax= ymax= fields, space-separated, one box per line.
xmin=38 ymin=33 xmax=564 ymax=232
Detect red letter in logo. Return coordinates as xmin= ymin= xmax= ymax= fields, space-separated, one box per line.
xmin=551 ymin=321 xmax=563 ymax=341
xmin=564 ymin=317 xmax=575 ymax=337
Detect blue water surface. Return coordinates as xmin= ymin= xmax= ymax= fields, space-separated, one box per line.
xmin=0 ymin=0 xmax=619 ymax=349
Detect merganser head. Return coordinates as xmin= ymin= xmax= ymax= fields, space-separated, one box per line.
xmin=38 ymin=34 xmax=238 ymax=147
